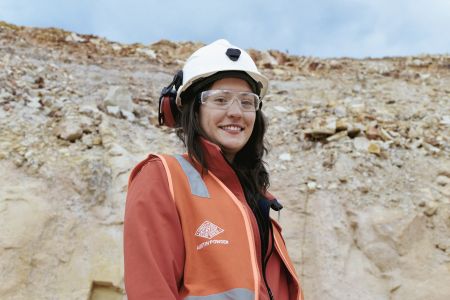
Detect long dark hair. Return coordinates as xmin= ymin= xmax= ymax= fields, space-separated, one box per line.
xmin=176 ymin=78 xmax=270 ymax=200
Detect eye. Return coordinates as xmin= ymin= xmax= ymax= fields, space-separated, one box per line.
xmin=211 ymin=96 xmax=229 ymax=105
xmin=240 ymin=96 xmax=255 ymax=108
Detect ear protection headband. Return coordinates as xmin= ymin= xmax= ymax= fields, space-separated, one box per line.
xmin=158 ymin=70 xmax=183 ymax=128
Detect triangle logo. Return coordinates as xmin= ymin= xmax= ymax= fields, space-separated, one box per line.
xmin=195 ymin=221 xmax=224 ymax=240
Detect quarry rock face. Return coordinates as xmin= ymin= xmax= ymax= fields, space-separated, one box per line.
xmin=0 ymin=21 xmax=449 ymax=300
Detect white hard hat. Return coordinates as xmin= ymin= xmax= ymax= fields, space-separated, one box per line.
xmin=176 ymin=39 xmax=268 ymax=106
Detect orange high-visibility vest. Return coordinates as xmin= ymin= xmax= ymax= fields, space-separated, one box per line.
xmin=157 ymin=154 xmax=303 ymax=300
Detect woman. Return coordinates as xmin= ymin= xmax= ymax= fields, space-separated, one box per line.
xmin=124 ymin=39 xmax=303 ymax=300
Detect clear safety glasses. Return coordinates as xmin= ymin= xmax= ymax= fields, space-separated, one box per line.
xmin=199 ymin=90 xmax=262 ymax=112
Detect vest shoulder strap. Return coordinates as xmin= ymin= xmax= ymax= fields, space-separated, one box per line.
xmin=157 ymin=154 xmax=210 ymax=200
xmin=173 ymin=154 xmax=210 ymax=198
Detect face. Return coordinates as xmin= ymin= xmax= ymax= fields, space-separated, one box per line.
xmin=199 ymin=77 xmax=256 ymax=162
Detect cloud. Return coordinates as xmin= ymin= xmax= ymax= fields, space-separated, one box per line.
xmin=0 ymin=0 xmax=449 ymax=58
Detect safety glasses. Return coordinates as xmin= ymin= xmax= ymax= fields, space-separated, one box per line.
xmin=199 ymin=90 xmax=261 ymax=112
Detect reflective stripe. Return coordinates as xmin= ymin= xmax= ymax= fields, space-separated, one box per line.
xmin=185 ymin=288 xmax=254 ymax=300
xmin=155 ymin=154 xmax=175 ymax=202
xmin=174 ymin=155 xmax=210 ymax=198
xmin=208 ymin=172 xmax=260 ymax=300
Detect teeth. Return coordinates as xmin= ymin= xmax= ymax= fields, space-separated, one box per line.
xmin=221 ymin=125 xmax=242 ymax=131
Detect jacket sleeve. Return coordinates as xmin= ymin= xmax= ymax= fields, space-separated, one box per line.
xmin=124 ymin=156 xmax=185 ymax=300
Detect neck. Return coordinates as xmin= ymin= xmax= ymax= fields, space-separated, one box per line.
xmin=223 ymin=152 xmax=235 ymax=163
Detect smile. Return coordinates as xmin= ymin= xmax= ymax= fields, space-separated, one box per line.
xmin=219 ymin=125 xmax=243 ymax=132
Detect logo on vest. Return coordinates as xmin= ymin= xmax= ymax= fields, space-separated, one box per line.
xmin=195 ymin=221 xmax=229 ymax=250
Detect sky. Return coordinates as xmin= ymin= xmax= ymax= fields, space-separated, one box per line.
xmin=0 ymin=0 xmax=449 ymax=58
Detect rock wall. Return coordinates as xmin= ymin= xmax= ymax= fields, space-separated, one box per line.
xmin=0 ymin=21 xmax=449 ymax=299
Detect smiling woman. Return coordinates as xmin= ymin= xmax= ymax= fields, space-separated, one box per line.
xmin=123 ymin=39 xmax=304 ymax=300
xmin=199 ymin=78 xmax=256 ymax=162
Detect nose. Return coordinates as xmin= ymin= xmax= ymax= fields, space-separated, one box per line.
xmin=226 ymin=97 xmax=244 ymax=116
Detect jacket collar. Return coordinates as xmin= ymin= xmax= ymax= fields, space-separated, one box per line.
xmin=196 ymin=137 xmax=247 ymax=203
xmin=186 ymin=137 xmax=279 ymax=206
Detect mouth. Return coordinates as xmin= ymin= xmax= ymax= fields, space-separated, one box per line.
xmin=219 ymin=125 xmax=244 ymax=132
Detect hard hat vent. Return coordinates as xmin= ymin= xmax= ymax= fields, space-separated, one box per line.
xmin=225 ymin=48 xmax=241 ymax=61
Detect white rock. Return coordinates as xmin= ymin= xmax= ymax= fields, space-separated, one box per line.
xmin=307 ymin=181 xmax=317 ymax=191
xmin=353 ymin=137 xmax=370 ymax=152
xmin=328 ymin=182 xmax=338 ymax=190
xmin=121 ymin=110 xmax=135 ymax=122
xmin=89 ymin=38 xmax=103 ymax=46
xmin=56 ymin=119 xmax=83 ymax=141
xmin=27 ymin=97 xmax=41 ymax=108
xmin=136 ymin=47 xmax=157 ymax=59
xmin=334 ymin=105 xmax=347 ymax=117
xmin=111 ymin=43 xmax=122 ymax=51
xmin=423 ymin=142 xmax=440 ymax=154
xmin=260 ymin=51 xmax=278 ymax=66
xmin=274 ymin=106 xmax=289 ymax=113
xmin=104 ymin=86 xmax=134 ymax=112
xmin=279 ymin=153 xmax=292 ymax=161
xmin=81 ymin=134 xmax=93 ymax=147
xmin=440 ymin=115 xmax=450 ymax=125
xmin=106 ymin=105 xmax=121 ymax=117
xmin=424 ymin=201 xmax=438 ymax=216
xmin=436 ymin=175 xmax=450 ymax=186
xmin=79 ymin=105 xmax=100 ymax=116
xmin=65 ymin=32 xmax=85 ymax=43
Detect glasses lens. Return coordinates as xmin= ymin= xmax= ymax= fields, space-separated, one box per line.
xmin=201 ymin=90 xmax=260 ymax=111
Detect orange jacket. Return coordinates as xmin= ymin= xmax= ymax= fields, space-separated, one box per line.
xmin=124 ymin=140 xmax=303 ymax=299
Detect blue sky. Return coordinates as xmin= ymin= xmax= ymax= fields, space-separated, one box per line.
xmin=1 ymin=0 xmax=449 ymax=58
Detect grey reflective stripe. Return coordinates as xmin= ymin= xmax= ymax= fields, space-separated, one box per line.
xmin=174 ymin=155 xmax=210 ymax=198
xmin=184 ymin=288 xmax=255 ymax=300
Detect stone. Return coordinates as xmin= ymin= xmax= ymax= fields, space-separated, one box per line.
xmin=56 ymin=119 xmax=83 ymax=142
xmin=26 ymin=96 xmax=42 ymax=108
xmin=55 ymin=114 xmax=95 ymax=142
xmin=65 ymin=32 xmax=85 ymax=43
xmin=121 ymin=110 xmax=135 ymax=122
xmin=440 ymin=115 xmax=450 ymax=125
xmin=135 ymin=47 xmax=157 ymax=59
xmin=424 ymin=201 xmax=438 ymax=216
xmin=274 ymin=106 xmax=289 ymax=113
xmin=106 ymin=105 xmax=121 ymax=118
xmin=368 ymin=142 xmax=381 ymax=155
xmin=353 ymin=137 xmax=370 ymax=152
xmin=366 ymin=125 xmax=380 ymax=140
xmin=379 ymin=128 xmax=394 ymax=141
xmin=305 ymin=117 xmax=337 ymax=139
xmin=111 ymin=43 xmax=122 ymax=52
xmin=81 ymin=134 xmax=94 ymax=148
xmin=104 ymin=86 xmax=134 ymax=112
xmin=423 ymin=142 xmax=440 ymax=154
xmin=79 ymin=105 xmax=102 ymax=121
xmin=260 ymin=51 xmax=278 ymax=68
xmin=279 ymin=153 xmax=292 ymax=161
xmin=336 ymin=119 xmax=349 ymax=131
xmin=307 ymin=181 xmax=317 ymax=191
xmin=334 ymin=105 xmax=347 ymax=117
xmin=347 ymin=125 xmax=361 ymax=138
xmin=436 ymin=175 xmax=450 ymax=186
xmin=326 ymin=130 xmax=348 ymax=142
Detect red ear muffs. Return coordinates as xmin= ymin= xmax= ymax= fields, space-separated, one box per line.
xmin=158 ymin=70 xmax=183 ymax=128
xmin=158 ymin=87 xmax=179 ymax=127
